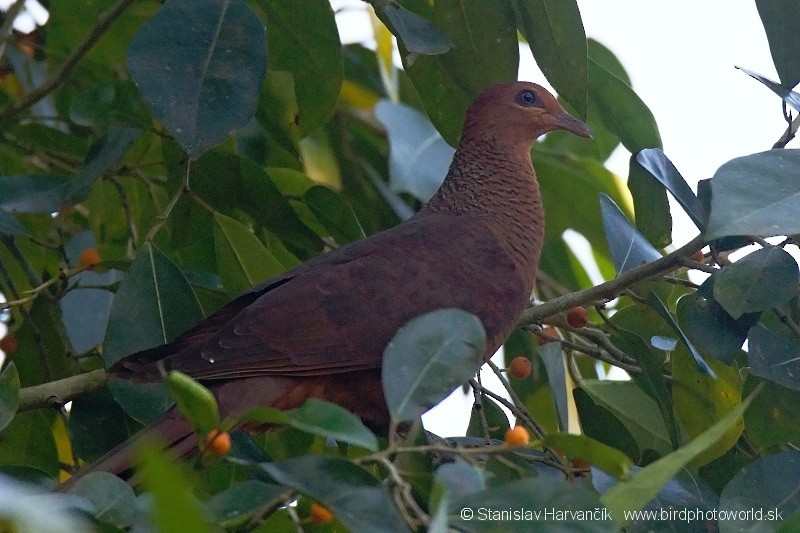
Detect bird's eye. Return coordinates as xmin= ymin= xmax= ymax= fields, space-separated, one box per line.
xmin=515 ymin=89 xmax=541 ymax=107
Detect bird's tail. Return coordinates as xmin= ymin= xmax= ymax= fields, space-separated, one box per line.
xmin=56 ymin=407 xmax=195 ymax=492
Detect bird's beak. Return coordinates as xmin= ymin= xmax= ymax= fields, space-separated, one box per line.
xmin=555 ymin=112 xmax=593 ymax=138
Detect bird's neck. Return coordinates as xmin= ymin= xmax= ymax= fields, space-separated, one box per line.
xmin=422 ymin=133 xmax=544 ymax=287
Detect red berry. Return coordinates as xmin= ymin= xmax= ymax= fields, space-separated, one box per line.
xmin=566 ymin=306 xmax=588 ymax=328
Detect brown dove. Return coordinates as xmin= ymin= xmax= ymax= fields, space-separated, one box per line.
xmin=61 ymin=81 xmax=591 ymax=486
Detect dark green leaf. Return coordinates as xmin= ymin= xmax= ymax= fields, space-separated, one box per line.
xmin=435 ymin=0 xmax=518 ymax=94
xmin=755 ymin=0 xmax=800 ymax=88
xmin=286 ymin=398 xmax=378 ymax=451
xmin=138 ymin=443 xmax=214 ymax=533
xmin=588 ymin=58 xmax=661 ymax=152
xmin=68 ymin=472 xmax=136 ymax=528
xmin=212 ymin=211 xmax=286 ymax=296
xmin=706 ymin=149 xmax=800 ymax=239
xmin=128 ymin=0 xmax=266 ymax=156
xmin=435 ymin=458 xmax=485 ymax=498
xmin=104 ymin=242 xmax=203 ymax=423
xmin=0 ymin=208 xmax=30 ymax=237
xmin=600 ymin=194 xmax=661 ymax=274
xmin=677 ymin=276 xmax=758 ymax=364
xmin=165 ymin=371 xmax=220 ymax=436
xmin=744 ymin=376 xmax=800 ymax=448
xmin=261 ymin=0 xmax=341 ymax=137
xmin=302 ymin=186 xmax=366 ymax=245
xmin=737 ymin=67 xmax=800 ymax=113
xmin=538 ymin=341 xmax=569 ymax=431
xmin=515 ymin=0 xmax=588 ymax=118
xmin=748 ymin=325 xmax=800 ymax=391
xmin=382 ymin=309 xmax=486 ymax=421
xmin=451 ymin=477 xmax=610 ymax=532
xmin=379 ymin=3 xmax=452 ymax=55
xmin=574 ymin=388 xmax=642 ymax=463
xmin=64 ymin=125 xmax=142 ymax=204
xmin=719 ymin=450 xmax=800 ymax=530
xmin=0 ymin=362 xmax=20 ymax=432
xmin=206 ymin=480 xmax=285 ymax=527
xmin=374 ymin=100 xmax=453 ymax=201
xmin=543 ymin=433 xmax=632 ymax=479
xmin=0 ymin=410 xmax=59 ymax=477
xmin=67 ymin=388 xmax=140 ymax=462
xmin=0 ymin=175 xmax=72 ymax=214
xmin=627 ymin=155 xmax=672 ymax=248
xmin=602 ymin=388 xmax=758 ymax=521
xmin=647 ymin=291 xmax=715 ymax=378
xmin=467 ymin=395 xmax=510 ymax=441
xmin=578 ymin=380 xmax=672 ymax=459
xmin=635 ymin=148 xmax=706 ymax=230
xmin=261 ymin=456 xmax=410 ymax=533
xmin=713 ymin=247 xmax=799 ymax=319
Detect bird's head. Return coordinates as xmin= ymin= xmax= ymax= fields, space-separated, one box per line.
xmin=462 ymin=81 xmax=592 ymax=147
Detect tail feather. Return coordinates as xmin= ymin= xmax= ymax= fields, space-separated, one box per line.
xmin=57 ymin=408 xmax=194 ymax=492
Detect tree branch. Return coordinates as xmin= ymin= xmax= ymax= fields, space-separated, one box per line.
xmin=18 ymin=369 xmax=107 ymax=411
xmin=0 ymin=0 xmax=137 ymax=123
xmin=519 ymin=234 xmax=705 ymax=325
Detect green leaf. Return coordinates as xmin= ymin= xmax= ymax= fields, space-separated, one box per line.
xmin=67 ymin=472 xmax=137 ymax=529
xmin=601 ymin=386 xmax=759 ymax=522
xmin=128 ymin=0 xmax=266 ymax=156
xmin=212 ymin=211 xmax=286 ymax=296
xmin=577 ymin=380 xmax=672 ymax=459
xmin=467 ymin=395 xmax=510 ymax=441
xmin=0 ymin=208 xmax=31 ymax=237
xmin=677 ymin=276 xmax=758 ymax=364
xmin=382 ymin=309 xmax=486 ymax=421
xmin=435 ymin=0 xmax=519 ymax=95
xmin=543 ymin=433 xmax=632 ymax=480
xmin=0 ymin=175 xmax=72 ymax=214
xmin=538 ymin=341 xmax=569 ymax=431
xmin=588 ymin=57 xmax=662 ymax=152
xmin=755 ymin=0 xmax=800 ymax=89
xmin=719 ymin=450 xmax=800 ymax=530
xmin=104 ymin=242 xmax=204 ymax=423
xmin=302 ymin=186 xmax=366 ymax=245
xmin=137 ymin=443 xmax=214 ymax=533
xmin=165 ymin=371 xmax=220 ymax=436
xmin=67 ymin=388 xmax=140 ymax=462
xmin=378 ymin=3 xmax=453 ymax=55
xmin=261 ymin=456 xmax=410 ymax=533
xmin=374 ymin=100 xmax=453 ymax=201
xmin=600 ymin=194 xmax=662 ymax=274
xmin=647 ymin=291 xmax=715 ymax=378
xmin=0 ymin=362 xmax=20 ymax=431
xmin=748 ymin=325 xmax=800 ymax=392
xmin=736 ymin=66 xmax=800 ymax=113
xmin=206 ymin=480 xmax=286 ymax=528
xmin=713 ymin=247 xmax=799 ymax=319
xmin=672 ymin=344 xmax=743 ymax=467
xmin=0 ymin=410 xmax=59 ymax=477
xmin=744 ymin=376 xmax=800 ymax=448
xmin=64 ymin=125 xmax=142 ymax=204
xmin=627 ymin=155 xmax=672 ymax=248
xmin=706 ymin=150 xmax=800 ymax=239
xmin=635 ymin=149 xmax=706 ymax=231
xmin=515 ymin=0 xmax=588 ymax=118
xmin=286 ymin=399 xmax=378 ymax=451
xmin=260 ymin=0 xmax=341 ymax=137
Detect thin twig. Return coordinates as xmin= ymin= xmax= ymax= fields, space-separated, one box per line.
xmin=520 ymin=234 xmax=705 ymax=325
xmin=0 ymin=0 xmax=138 ymax=122
xmin=18 ymin=369 xmax=107 ymax=411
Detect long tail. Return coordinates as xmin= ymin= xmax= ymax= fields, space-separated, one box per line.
xmin=57 ymin=407 xmax=194 ymax=492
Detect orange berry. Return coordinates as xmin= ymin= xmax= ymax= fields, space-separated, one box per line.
xmin=78 ymin=248 xmax=101 ymax=269
xmin=309 ymin=502 xmax=334 ymax=525
xmin=508 ymin=356 xmax=532 ymax=379
xmin=536 ymin=326 xmax=559 ymax=345
xmin=690 ymin=250 xmax=704 ymax=263
xmin=0 ymin=334 xmax=18 ymax=355
xmin=504 ymin=426 xmax=530 ymax=447
xmin=566 ymin=306 xmax=588 ymax=328
xmin=204 ymin=429 xmax=231 ymax=455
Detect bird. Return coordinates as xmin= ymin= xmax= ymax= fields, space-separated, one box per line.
xmin=60 ymin=81 xmax=591 ymax=488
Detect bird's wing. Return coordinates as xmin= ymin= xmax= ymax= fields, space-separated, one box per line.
xmin=113 ymin=213 xmax=528 ymax=381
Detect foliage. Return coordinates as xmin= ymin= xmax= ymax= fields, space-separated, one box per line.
xmin=1 ymin=0 xmax=800 ymax=531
